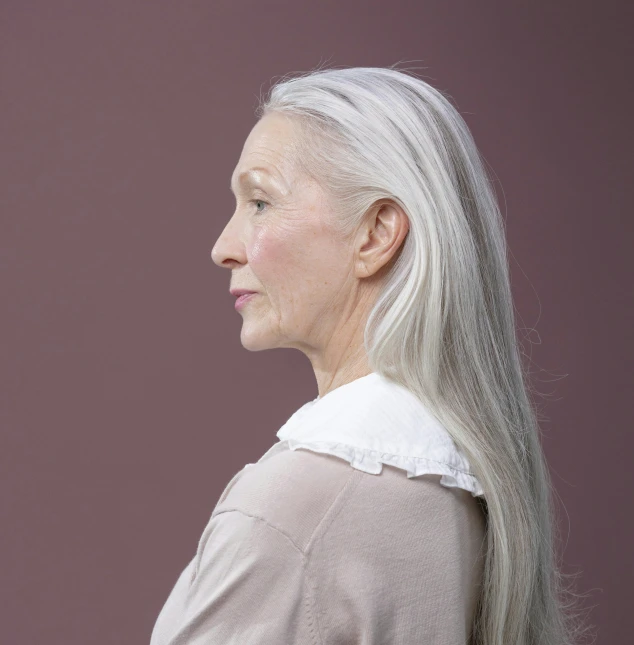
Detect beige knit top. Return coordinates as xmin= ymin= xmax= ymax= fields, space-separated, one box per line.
xmin=150 ymin=372 xmax=487 ymax=644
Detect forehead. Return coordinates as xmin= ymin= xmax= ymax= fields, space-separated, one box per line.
xmin=230 ymin=113 xmax=302 ymax=191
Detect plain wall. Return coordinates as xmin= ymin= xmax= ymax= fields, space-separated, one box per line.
xmin=2 ymin=1 xmax=631 ymax=642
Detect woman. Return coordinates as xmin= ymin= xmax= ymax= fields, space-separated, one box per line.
xmin=150 ymin=66 xmax=588 ymax=645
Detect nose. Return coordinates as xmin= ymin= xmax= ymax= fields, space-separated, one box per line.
xmin=211 ymin=215 xmax=246 ymax=268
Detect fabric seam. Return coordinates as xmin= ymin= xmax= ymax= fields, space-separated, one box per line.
xmin=211 ymin=508 xmax=305 ymax=554
xmin=303 ymin=471 xmax=364 ymax=645
xmin=204 ymin=508 xmax=325 ymax=645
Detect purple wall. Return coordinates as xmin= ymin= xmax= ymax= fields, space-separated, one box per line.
xmin=2 ymin=1 xmax=629 ymax=642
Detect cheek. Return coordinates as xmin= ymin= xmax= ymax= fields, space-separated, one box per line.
xmin=247 ymin=225 xmax=296 ymax=283
xmin=246 ymin=221 xmax=341 ymax=301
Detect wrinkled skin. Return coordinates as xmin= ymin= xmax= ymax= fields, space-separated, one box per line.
xmin=211 ymin=111 xmax=409 ymax=397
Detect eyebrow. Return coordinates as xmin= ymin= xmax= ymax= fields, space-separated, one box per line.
xmin=229 ymin=167 xmax=274 ymax=195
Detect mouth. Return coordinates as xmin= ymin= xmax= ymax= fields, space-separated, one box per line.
xmin=234 ymin=292 xmax=257 ymax=310
xmin=230 ymin=289 xmax=258 ymax=297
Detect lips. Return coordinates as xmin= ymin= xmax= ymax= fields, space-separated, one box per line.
xmin=230 ymin=289 xmax=257 ymax=297
xmin=234 ymin=292 xmax=257 ymax=310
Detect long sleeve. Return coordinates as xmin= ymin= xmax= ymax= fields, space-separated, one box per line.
xmin=151 ymin=509 xmax=318 ymax=645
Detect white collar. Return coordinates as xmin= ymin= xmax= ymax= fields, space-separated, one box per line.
xmin=274 ymin=372 xmax=484 ymax=497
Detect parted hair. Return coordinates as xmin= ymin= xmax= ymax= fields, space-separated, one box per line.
xmin=256 ymin=64 xmax=594 ymax=645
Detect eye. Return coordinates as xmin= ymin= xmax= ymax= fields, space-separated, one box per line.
xmin=251 ymin=199 xmax=268 ymax=213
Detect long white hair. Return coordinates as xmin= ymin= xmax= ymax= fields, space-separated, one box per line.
xmin=256 ymin=64 xmax=594 ymax=645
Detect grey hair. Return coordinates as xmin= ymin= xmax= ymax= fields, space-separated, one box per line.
xmin=256 ymin=65 xmax=594 ymax=645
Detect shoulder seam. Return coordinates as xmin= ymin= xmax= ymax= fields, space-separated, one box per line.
xmin=304 ymin=469 xmax=363 ymax=552
xmin=212 ymin=508 xmax=306 ymax=555
xmin=213 ymin=459 xmax=362 ymax=555
xmin=206 ymin=508 xmax=323 ymax=645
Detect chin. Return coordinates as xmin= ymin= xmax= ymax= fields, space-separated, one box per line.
xmin=239 ymin=327 xmax=275 ymax=352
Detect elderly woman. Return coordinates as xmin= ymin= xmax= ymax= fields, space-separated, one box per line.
xmin=150 ymin=67 xmax=585 ymax=645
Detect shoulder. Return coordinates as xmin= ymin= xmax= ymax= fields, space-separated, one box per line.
xmin=212 ymin=446 xmax=360 ymax=552
xmin=305 ymin=466 xmax=487 ymax=644
xmin=212 ymin=443 xmax=485 ymax=557
xmin=326 ymin=462 xmax=487 ymax=557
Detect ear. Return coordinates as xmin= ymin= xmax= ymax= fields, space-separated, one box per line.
xmin=355 ymin=199 xmax=410 ymax=279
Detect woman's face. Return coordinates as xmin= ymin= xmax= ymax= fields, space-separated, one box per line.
xmin=211 ymin=111 xmax=366 ymax=357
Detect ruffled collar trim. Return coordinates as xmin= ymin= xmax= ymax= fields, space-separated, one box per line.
xmin=270 ymin=372 xmax=484 ymax=498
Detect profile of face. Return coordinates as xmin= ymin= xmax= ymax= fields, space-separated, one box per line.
xmin=211 ymin=111 xmax=408 ymax=376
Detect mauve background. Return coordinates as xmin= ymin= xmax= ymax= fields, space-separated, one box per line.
xmin=1 ymin=1 xmax=631 ymax=642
